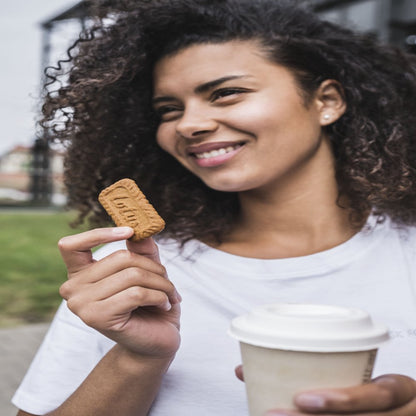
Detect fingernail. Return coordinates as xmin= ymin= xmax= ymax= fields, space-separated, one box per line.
xmin=112 ymin=227 xmax=133 ymax=235
xmin=295 ymin=393 xmax=326 ymax=409
xmin=175 ymin=290 xmax=182 ymax=303
xmin=163 ymin=301 xmax=172 ymax=311
xmin=265 ymin=411 xmax=289 ymax=416
xmin=296 ymin=391 xmax=349 ymax=410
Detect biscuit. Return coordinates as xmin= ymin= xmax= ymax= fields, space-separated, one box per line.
xmin=98 ymin=178 xmax=165 ymax=241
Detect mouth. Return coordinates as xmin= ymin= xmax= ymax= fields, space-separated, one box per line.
xmin=187 ymin=141 xmax=245 ymax=167
xmin=188 ymin=142 xmax=245 ymax=160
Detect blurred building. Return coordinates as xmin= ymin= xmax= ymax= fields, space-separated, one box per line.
xmin=41 ymin=0 xmax=416 ymax=52
xmin=0 ymin=144 xmax=65 ymax=205
xmin=0 ymin=146 xmax=31 ymax=197
xmin=311 ymin=0 xmax=416 ymax=51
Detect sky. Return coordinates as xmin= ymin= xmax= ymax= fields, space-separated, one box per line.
xmin=0 ymin=0 xmax=82 ymax=156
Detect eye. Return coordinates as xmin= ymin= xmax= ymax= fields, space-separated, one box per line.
xmin=154 ymin=105 xmax=183 ymax=122
xmin=210 ymin=87 xmax=248 ymax=102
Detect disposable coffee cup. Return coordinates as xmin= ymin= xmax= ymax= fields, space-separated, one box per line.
xmin=229 ymin=303 xmax=389 ymax=415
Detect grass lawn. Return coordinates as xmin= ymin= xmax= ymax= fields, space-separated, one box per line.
xmin=0 ymin=209 xmax=88 ymax=327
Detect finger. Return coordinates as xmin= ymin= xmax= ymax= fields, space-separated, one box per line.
xmin=58 ymin=227 xmax=134 ymax=273
xmin=293 ymin=374 xmax=416 ymax=414
xmin=101 ymin=286 xmax=173 ymax=317
xmin=71 ymin=248 xmax=167 ymax=283
xmin=373 ymin=375 xmax=416 ymax=408
xmin=235 ymin=365 xmax=244 ymax=381
xmin=64 ymin=267 xmax=179 ymax=307
xmin=126 ymin=237 xmax=163 ymax=266
xmin=266 ymin=397 xmax=416 ymax=416
xmin=265 ymin=410 xmax=303 ymax=416
xmin=265 ymin=399 xmax=416 ymax=416
xmin=96 ymin=267 xmax=179 ymax=304
xmin=67 ymin=286 xmax=173 ymax=330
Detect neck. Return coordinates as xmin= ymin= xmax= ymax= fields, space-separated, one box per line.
xmin=216 ymin=143 xmax=363 ymax=258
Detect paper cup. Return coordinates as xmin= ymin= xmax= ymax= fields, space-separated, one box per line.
xmin=229 ymin=303 xmax=389 ymax=415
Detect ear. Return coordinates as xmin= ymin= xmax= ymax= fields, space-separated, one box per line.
xmin=314 ymin=79 xmax=346 ymax=126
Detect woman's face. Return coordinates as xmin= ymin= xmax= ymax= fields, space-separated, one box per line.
xmin=153 ymin=40 xmax=335 ymax=194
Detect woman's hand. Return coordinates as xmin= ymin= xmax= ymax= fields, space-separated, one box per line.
xmin=58 ymin=226 xmax=181 ymax=359
xmin=235 ymin=366 xmax=416 ymax=415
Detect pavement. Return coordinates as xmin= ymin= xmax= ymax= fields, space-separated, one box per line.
xmin=0 ymin=323 xmax=50 ymax=416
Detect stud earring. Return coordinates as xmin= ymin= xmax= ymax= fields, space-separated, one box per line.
xmin=323 ymin=114 xmax=331 ymax=120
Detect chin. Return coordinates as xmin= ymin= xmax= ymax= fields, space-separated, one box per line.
xmin=192 ymin=168 xmax=261 ymax=192
xmin=202 ymin=178 xmax=254 ymax=193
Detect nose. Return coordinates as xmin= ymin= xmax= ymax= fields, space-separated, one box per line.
xmin=175 ymin=104 xmax=218 ymax=139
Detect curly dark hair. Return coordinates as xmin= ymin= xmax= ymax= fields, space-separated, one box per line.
xmin=42 ymin=0 xmax=416 ymax=244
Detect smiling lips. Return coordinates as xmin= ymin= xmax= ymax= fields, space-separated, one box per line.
xmin=188 ymin=142 xmax=244 ymax=167
xmin=194 ymin=143 xmax=242 ymax=159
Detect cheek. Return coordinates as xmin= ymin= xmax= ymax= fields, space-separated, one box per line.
xmin=155 ymin=125 xmax=175 ymax=154
xmin=226 ymin=96 xmax=291 ymax=132
xmin=221 ymin=103 xmax=271 ymax=135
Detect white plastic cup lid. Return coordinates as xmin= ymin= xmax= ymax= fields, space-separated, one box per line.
xmin=229 ymin=303 xmax=389 ymax=352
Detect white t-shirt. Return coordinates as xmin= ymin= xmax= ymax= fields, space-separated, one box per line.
xmin=12 ymin=215 xmax=416 ymax=415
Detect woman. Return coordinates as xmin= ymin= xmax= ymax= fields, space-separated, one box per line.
xmin=13 ymin=0 xmax=416 ymax=415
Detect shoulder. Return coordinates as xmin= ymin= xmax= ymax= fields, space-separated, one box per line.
xmin=389 ymin=220 xmax=416 ymax=245
xmin=383 ymin=218 xmax=416 ymax=260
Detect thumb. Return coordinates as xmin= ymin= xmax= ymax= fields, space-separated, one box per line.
xmin=235 ymin=365 xmax=244 ymax=382
xmin=126 ymin=237 xmax=162 ymax=264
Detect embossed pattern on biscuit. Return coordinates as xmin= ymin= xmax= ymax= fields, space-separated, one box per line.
xmin=98 ymin=178 xmax=165 ymax=241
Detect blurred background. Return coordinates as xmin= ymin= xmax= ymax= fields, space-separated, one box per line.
xmin=1 ymin=0 xmax=415 ymax=414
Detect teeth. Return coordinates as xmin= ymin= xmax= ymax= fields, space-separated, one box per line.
xmin=195 ymin=144 xmax=240 ymax=159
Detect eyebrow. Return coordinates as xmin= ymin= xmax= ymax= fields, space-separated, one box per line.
xmin=152 ymin=75 xmax=249 ymax=105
